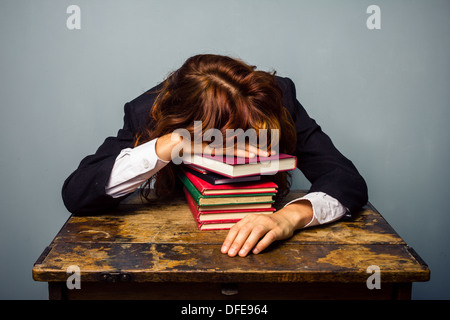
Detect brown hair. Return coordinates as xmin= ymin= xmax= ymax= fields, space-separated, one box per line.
xmin=135 ymin=54 xmax=297 ymax=202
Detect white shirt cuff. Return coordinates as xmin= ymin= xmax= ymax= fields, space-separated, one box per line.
xmin=105 ymin=138 xmax=169 ymax=198
xmin=283 ymin=192 xmax=348 ymax=228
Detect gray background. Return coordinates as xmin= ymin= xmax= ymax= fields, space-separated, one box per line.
xmin=0 ymin=0 xmax=448 ymax=299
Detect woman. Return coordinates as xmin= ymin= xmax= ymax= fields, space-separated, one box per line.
xmin=62 ymin=54 xmax=368 ymax=257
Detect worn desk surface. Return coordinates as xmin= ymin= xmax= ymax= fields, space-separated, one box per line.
xmin=33 ymin=191 xmax=429 ymax=300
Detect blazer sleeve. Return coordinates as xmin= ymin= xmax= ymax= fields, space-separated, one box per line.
xmin=279 ymin=77 xmax=368 ymax=214
xmin=61 ymin=102 xmax=138 ymax=215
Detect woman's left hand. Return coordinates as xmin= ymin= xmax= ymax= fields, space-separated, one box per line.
xmin=221 ymin=200 xmax=314 ymax=257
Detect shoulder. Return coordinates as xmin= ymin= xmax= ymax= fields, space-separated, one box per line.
xmin=275 ymin=75 xmax=295 ymax=91
xmin=123 ymin=82 xmax=164 ymax=133
xmin=275 ymin=75 xmax=299 ymax=111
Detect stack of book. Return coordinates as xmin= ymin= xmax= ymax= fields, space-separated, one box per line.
xmin=178 ymin=153 xmax=297 ymax=231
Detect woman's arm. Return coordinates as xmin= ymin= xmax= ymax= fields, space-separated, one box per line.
xmin=280 ymin=77 xmax=368 ymax=214
xmin=62 ymin=102 xmax=136 ymax=215
xmin=61 ymin=85 xmax=162 ymax=214
xmin=105 ymin=138 xmax=170 ymax=198
xmin=220 ymin=77 xmax=368 ymax=257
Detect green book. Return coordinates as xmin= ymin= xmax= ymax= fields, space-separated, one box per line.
xmin=178 ymin=173 xmax=275 ymax=207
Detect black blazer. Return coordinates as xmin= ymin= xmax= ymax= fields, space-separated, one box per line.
xmin=62 ymin=77 xmax=368 ymax=215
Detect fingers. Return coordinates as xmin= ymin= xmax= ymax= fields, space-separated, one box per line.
xmin=238 ymin=227 xmax=273 ymax=256
xmin=234 ymin=148 xmax=256 ymax=158
xmin=196 ymin=142 xmax=257 ymax=158
xmin=232 ymin=144 xmax=273 ymax=158
xmin=221 ymin=215 xmax=280 ymax=257
xmin=170 ymin=129 xmax=279 ymax=159
xmin=221 ymin=218 xmax=251 ymax=256
xmin=194 ymin=140 xmax=275 ymax=159
xmin=252 ymin=231 xmax=276 ymax=255
xmin=245 ymin=144 xmax=269 ymax=157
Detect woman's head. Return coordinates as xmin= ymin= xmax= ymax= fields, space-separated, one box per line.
xmin=137 ymin=54 xmax=297 ymax=199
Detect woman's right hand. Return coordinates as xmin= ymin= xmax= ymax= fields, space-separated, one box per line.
xmin=155 ymin=132 xmax=275 ymax=162
xmin=202 ymin=140 xmax=275 ymax=158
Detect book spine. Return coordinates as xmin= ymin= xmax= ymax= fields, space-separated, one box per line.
xmin=178 ymin=172 xmax=203 ymax=204
xmin=183 ymin=187 xmax=200 ymax=219
xmin=182 ymin=169 xmax=207 ymax=194
xmin=183 ymin=187 xmax=202 ymax=230
xmin=183 ymin=165 xmax=217 ymax=185
xmin=183 ymin=187 xmax=240 ymax=230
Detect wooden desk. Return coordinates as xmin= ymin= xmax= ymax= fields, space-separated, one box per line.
xmin=33 ymin=191 xmax=429 ymax=300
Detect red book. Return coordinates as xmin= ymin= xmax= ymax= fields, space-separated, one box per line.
xmin=181 ymin=167 xmax=278 ymax=196
xmin=196 ymin=202 xmax=274 ymax=212
xmin=183 ymin=187 xmax=275 ymax=231
xmin=182 ymin=153 xmax=297 ymax=178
